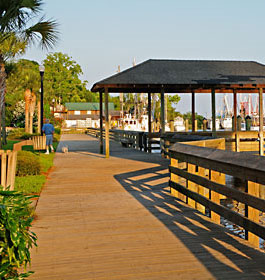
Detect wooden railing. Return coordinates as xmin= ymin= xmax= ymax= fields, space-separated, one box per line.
xmin=169 ymin=138 xmax=265 ymax=248
xmin=86 ymin=128 xmax=161 ymax=153
xmin=162 ymin=131 xmax=264 ymax=154
xmin=13 ymin=136 xmax=46 ymax=151
xmin=0 ymin=150 xmax=17 ymax=190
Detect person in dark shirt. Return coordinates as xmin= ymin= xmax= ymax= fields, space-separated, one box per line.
xmin=42 ymin=119 xmax=55 ymax=154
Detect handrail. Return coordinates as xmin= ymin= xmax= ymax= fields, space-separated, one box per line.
xmin=86 ymin=128 xmax=161 ymax=153
xmin=169 ymin=138 xmax=265 ymax=248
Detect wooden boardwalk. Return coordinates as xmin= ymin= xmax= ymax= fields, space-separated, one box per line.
xmin=30 ymin=134 xmax=265 ymax=280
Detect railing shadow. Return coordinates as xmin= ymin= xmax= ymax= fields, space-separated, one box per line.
xmin=114 ymin=165 xmax=265 ymax=279
xmin=57 ymin=138 xmax=167 ymax=164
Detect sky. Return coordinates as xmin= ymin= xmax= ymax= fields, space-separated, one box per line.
xmin=23 ymin=0 xmax=265 ymax=116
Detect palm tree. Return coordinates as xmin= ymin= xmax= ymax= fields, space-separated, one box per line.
xmin=0 ymin=0 xmax=59 ymax=146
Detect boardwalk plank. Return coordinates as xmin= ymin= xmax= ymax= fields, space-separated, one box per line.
xmin=30 ymin=135 xmax=265 ymax=279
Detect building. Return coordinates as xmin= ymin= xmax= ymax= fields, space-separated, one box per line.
xmin=63 ymin=102 xmax=120 ymax=128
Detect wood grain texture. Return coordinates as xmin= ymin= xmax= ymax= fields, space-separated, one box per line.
xmin=30 ymin=135 xmax=265 ymax=279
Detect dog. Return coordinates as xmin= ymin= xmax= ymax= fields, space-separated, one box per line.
xmin=62 ymin=146 xmax=68 ymax=153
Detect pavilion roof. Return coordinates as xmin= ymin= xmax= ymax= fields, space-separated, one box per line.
xmin=91 ymin=59 xmax=265 ymax=93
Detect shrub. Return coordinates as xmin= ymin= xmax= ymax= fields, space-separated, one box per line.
xmin=0 ymin=189 xmax=37 ymax=279
xmin=16 ymin=151 xmax=41 ymax=177
xmin=7 ymin=128 xmax=25 ymax=140
xmin=54 ymin=127 xmax=61 ymax=134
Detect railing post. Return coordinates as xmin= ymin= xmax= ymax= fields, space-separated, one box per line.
xmin=170 ymin=158 xmax=179 ymax=198
xmin=210 ymin=170 xmax=225 ymax=224
xmin=247 ymin=181 xmax=260 ymax=247
xmin=187 ymin=164 xmax=197 ymax=208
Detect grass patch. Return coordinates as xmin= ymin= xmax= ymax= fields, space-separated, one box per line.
xmin=15 ymin=175 xmax=46 ymax=194
xmin=39 ymin=153 xmax=55 ymax=172
xmin=3 ymin=140 xmax=19 ymax=150
xmin=13 ymin=138 xmax=60 ymax=194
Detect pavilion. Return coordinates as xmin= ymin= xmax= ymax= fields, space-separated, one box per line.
xmin=91 ymin=59 xmax=265 ymax=157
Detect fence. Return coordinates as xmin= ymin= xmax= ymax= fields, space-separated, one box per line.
xmin=169 ymin=138 xmax=265 ymax=248
xmin=86 ymin=128 xmax=161 ymax=153
xmin=13 ymin=136 xmax=46 ymax=151
xmin=0 ymin=150 xmax=17 ymax=190
xmin=161 ymin=130 xmax=264 ymax=155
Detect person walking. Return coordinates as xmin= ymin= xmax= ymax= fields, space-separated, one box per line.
xmin=42 ymin=119 xmax=55 ymax=154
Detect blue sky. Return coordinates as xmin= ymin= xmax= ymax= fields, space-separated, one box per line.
xmin=23 ymin=0 xmax=265 ymax=115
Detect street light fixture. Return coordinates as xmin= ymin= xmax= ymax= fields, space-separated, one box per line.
xmin=39 ymin=65 xmax=45 ymax=135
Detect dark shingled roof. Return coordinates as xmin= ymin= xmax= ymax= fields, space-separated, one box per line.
xmin=91 ymin=59 xmax=265 ymax=93
xmin=65 ymin=102 xmax=114 ymax=111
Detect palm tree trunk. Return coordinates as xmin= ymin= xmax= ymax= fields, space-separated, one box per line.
xmin=2 ymin=100 xmax=6 ymax=145
xmin=24 ymin=89 xmax=31 ymax=133
xmin=29 ymin=92 xmax=36 ymax=134
xmin=0 ymin=55 xmax=6 ymax=149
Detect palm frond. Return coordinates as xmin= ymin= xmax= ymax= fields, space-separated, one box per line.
xmin=0 ymin=0 xmax=43 ymax=32
xmin=24 ymin=19 xmax=59 ymax=49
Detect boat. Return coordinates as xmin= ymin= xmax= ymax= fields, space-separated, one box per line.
xmin=174 ymin=117 xmax=185 ymax=132
xmin=220 ymin=117 xmax=232 ymax=129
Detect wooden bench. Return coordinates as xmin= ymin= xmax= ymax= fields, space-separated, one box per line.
xmin=120 ymin=138 xmax=134 ymax=148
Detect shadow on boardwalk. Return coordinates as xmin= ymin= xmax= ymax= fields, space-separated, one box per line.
xmin=114 ymin=166 xmax=265 ymax=279
xmin=52 ymin=135 xmax=265 ymax=279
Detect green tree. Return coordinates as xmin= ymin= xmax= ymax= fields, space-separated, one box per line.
xmin=43 ymin=52 xmax=96 ymax=104
xmin=6 ymin=59 xmax=40 ymax=126
xmin=0 ymin=34 xmax=27 ymax=143
xmin=183 ymin=112 xmax=205 ymax=128
xmin=0 ymin=0 xmax=59 ymax=145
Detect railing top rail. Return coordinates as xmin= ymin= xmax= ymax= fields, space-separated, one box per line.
xmin=169 ymin=142 xmax=265 ymax=184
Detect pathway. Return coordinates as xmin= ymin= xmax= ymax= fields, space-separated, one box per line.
xmin=30 ymin=134 xmax=265 ymax=279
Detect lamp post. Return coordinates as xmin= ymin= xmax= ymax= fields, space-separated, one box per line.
xmin=39 ymin=65 xmax=45 ymax=135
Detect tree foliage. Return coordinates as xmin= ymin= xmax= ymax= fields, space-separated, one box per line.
xmin=43 ymin=52 xmax=97 ymax=103
xmin=6 ymin=59 xmax=39 ymax=126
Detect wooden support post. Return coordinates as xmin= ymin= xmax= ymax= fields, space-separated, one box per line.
xmin=192 ymin=91 xmax=195 ymax=132
xmin=235 ymin=132 xmax=240 ymax=152
xmin=259 ymin=88 xmax=264 ymax=156
xmin=104 ymin=88 xmax=109 ymax=158
xmin=247 ymin=181 xmax=260 ymax=247
xmin=185 ymin=119 xmax=189 ymax=132
xmin=99 ymin=91 xmax=103 ymax=154
xmin=233 ymin=90 xmax=237 ymax=132
xmin=211 ymin=89 xmax=216 ymax=133
xmin=160 ymin=88 xmax=165 ymax=134
xmin=203 ymin=119 xmax=207 ymax=131
xmin=233 ymin=90 xmax=240 ymax=152
xmin=148 ymin=92 xmax=152 ymax=153
xmin=194 ymin=120 xmax=198 ymax=132
xmin=170 ymin=120 xmax=174 ymax=132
